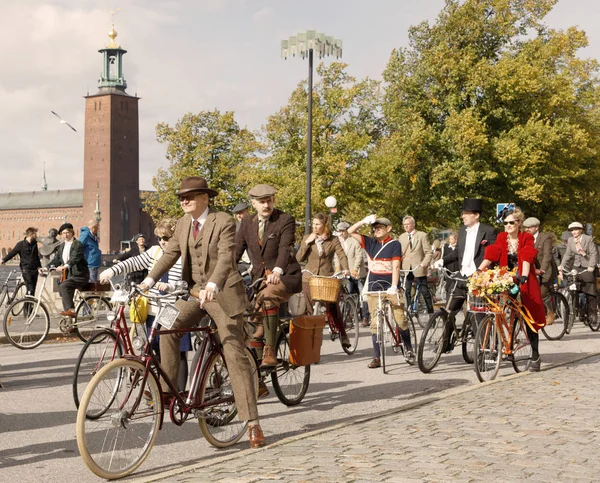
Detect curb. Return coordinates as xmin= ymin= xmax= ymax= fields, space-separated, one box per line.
xmin=130 ymin=350 xmax=600 ymax=483
xmin=0 ymin=329 xmax=79 ymax=346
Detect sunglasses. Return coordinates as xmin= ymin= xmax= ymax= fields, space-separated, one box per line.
xmin=178 ymin=194 xmax=197 ymax=202
xmin=503 ymin=220 xmax=517 ymax=226
xmin=157 ymin=236 xmax=172 ymax=242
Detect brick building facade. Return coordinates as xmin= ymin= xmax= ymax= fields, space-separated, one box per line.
xmin=0 ymin=24 xmax=154 ymax=256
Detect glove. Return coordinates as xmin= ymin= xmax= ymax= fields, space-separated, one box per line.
xmin=516 ymin=275 xmax=528 ymax=286
xmin=433 ymin=259 xmax=444 ymax=269
xmin=588 ymin=266 xmax=595 ymax=272
xmin=362 ymin=214 xmax=377 ymax=225
xmin=386 ymin=286 xmax=398 ymax=295
xmin=99 ymin=270 xmax=114 ymax=282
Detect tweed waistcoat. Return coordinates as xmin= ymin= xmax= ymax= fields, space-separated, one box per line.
xmin=187 ymin=223 xmax=207 ymax=290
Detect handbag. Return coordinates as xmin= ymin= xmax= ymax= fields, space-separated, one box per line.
xmin=129 ymin=294 xmax=148 ymax=324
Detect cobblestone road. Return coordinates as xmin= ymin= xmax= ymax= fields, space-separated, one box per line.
xmin=140 ymin=354 xmax=600 ymax=483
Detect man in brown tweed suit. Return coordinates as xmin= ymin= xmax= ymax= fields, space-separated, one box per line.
xmin=140 ymin=176 xmax=265 ymax=449
xmin=235 ymin=184 xmax=302 ymax=368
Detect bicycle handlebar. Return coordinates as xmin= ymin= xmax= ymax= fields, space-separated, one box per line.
xmin=439 ymin=267 xmax=468 ymax=281
xmin=302 ymin=269 xmax=348 ymax=279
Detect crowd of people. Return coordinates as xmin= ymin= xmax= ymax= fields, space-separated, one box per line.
xmin=1 ymin=175 xmax=598 ymax=451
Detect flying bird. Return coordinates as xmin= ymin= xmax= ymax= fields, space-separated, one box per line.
xmin=51 ymin=111 xmax=77 ymax=132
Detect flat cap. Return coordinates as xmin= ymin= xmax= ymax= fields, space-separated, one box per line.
xmin=568 ymin=222 xmax=584 ymax=231
xmin=523 ymin=217 xmax=540 ymax=228
xmin=248 ymin=184 xmax=277 ymax=199
xmin=372 ymin=217 xmax=392 ymax=227
xmin=232 ymin=202 xmax=249 ymax=213
xmin=561 ymin=230 xmax=572 ymax=241
xmin=336 ymin=221 xmax=350 ymax=231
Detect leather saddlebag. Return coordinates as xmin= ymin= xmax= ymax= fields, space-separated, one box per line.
xmin=289 ymin=315 xmax=326 ymax=366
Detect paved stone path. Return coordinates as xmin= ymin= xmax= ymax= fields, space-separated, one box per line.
xmin=137 ymin=354 xmax=600 ymax=483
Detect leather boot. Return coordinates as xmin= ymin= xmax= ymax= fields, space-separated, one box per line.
xmin=261 ymin=345 xmax=277 ymax=368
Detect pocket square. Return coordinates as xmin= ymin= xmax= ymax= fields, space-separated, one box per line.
xmin=267 ymin=234 xmax=277 ymax=239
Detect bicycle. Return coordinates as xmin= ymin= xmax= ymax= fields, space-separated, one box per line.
xmin=2 ymin=267 xmax=112 ymax=349
xmin=472 ymin=290 xmax=533 ymax=382
xmin=417 ymin=268 xmax=477 ymax=373
xmin=560 ymin=268 xmax=600 ymax=332
xmin=400 ymin=268 xmax=433 ymax=329
xmin=72 ymin=280 xmax=149 ymax=409
xmin=304 ymin=270 xmax=360 ymax=355
xmin=0 ymin=270 xmax=27 ymax=315
xmin=76 ymin=282 xmax=259 ymax=479
xmin=366 ymin=282 xmax=417 ymax=374
xmin=539 ymin=282 xmax=570 ymax=341
xmin=244 ymin=277 xmax=311 ymax=406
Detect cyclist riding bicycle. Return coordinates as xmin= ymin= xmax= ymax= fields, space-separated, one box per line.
xmin=558 ymin=221 xmax=598 ymax=326
xmin=348 ymin=215 xmax=414 ymax=368
xmin=235 ymin=184 xmax=302 ymax=371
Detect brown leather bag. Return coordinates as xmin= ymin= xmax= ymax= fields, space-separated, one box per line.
xmin=60 ymin=268 xmax=68 ymax=283
xmin=289 ymin=315 xmax=326 ymax=366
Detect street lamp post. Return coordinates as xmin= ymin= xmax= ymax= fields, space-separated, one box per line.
xmin=281 ymin=31 xmax=343 ymax=235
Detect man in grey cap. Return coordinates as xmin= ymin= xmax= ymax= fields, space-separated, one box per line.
xmin=348 ymin=214 xmax=415 ymax=367
xmin=558 ymin=221 xmax=598 ymax=326
xmin=235 ymin=184 xmax=302 ymax=370
xmin=232 ymin=202 xmax=251 ymax=233
xmin=523 ymin=217 xmax=558 ymax=325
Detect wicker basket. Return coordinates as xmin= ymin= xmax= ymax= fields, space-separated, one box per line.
xmin=309 ymin=276 xmax=341 ymax=303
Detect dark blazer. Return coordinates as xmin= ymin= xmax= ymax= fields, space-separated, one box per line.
xmin=441 ymin=244 xmax=459 ymax=273
xmin=534 ymin=232 xmax=558 ymax=284
xmin=443 ymin=223 xmax=497 ymax=271
xmin=150 ymin=210 xmax=247 ymax=317
xmin=235 ymin=209 xmax=302 ymax=294
xmin=49 ymin=239 xmax=89 ymax=279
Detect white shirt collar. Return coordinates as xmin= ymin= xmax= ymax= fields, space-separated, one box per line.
xmin=191 ymin=207 xmax=209 ymax=225
xmin=466 ymin=222 xmax=480 ymax=233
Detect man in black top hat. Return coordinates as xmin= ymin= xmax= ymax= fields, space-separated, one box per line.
xmin=435 ymin=198 xmax=496 ymax=314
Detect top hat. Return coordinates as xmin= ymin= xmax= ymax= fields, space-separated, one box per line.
xmin=462 ymin=198 xmax=483 ymax=212
xmin=176 ymin=176 xmax=218 ymax=198
xmin=248 ymin=184 xmax=277 ymax=199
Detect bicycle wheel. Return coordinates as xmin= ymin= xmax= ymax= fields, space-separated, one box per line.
xmin=74 ymin=296 xmax=113 ymax=343
xmin=474 ymin=315 xmax=502 ymax=382
xmin=271 ymin=324 xmax=310 ymax=406
xmin=3 ymin=298 xmax=50 ymax=349
xmin=415 ymin=290 xmax=430 ymax=329
xmin=197 ymin=351 xmax=250 ymax=448
xmin=417 ymin=310 xmax=447 ymax=373
xmin=461 ymin=314 xmax=476 ymax=364
xmin=510 ymin=315 xmax=532 ymax=373
xmin=73 ymin=329 xmax=123 ymax=409
xmin=9 ymin=282 xmax=28 ymax=313
xmin=541 ymin=292 xmax=569 ymax=340
xmin=76 ymin=358 xmax=161 ymax=479
xmin=341 ymin=297 xmax=359 ymax=355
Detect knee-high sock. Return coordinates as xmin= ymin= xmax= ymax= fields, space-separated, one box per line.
xmin=371 ymin=334 xmax=380 ymax=359
xmin=263 ymin=306 xmax=280 ymax=347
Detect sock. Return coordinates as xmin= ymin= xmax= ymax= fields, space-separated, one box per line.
xmin=263 ymin=307 xmax=279 ymax=347
xmin=371 ymin=334 xmax=380 ymax=359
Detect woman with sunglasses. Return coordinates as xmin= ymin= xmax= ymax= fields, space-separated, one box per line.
xmin=100 ymin=218 xmax=192 ymax=390
xmin=477 ymin=208 xmax=545 ymax=371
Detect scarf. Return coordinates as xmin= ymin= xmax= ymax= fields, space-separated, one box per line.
xmin=573 ymin=234 xmax=586 ymax=255
xmin=315 ymin=235 xmax=327 ymax=256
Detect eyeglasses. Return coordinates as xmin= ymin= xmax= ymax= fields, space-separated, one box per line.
xmin=157 ymin=236 xmax=171 ymax=242
xmin=503 ymin=220 xmax=517 ymax=226
xmin=178 ymin=194 xmax=197 ymax=202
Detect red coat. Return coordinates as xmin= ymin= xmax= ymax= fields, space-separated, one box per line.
xmin=484 ymin=231 xmax=546 ymax=331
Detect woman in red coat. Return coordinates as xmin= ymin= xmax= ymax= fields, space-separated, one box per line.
xmin=477 ymin=208 xmax=545 ymax=372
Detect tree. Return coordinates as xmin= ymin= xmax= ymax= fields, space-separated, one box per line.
xmin=377 ymin=0 xmax=600 ymax=233
xmin=143 ymin=110 xmax=261 ymax=221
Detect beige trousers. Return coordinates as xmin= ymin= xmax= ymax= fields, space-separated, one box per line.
xmin=368 ymin=293 xmax=407 ymax=334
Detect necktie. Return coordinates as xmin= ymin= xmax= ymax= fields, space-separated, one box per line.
xmin=193 ymin=220 xmax=200 ymax=239
xmin=258 ymin=219 xmax=265 ymax=241
xmin=408 ymin=233 xmax=413 ymax=249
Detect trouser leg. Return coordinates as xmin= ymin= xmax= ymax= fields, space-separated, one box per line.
xmin=416 ymin=275 xmax=434 ymax=312
xmin=328 ymin=301 xmax=347 ymax=337
xmin=22 ymin=270 xmax=38 ymax=296
xmin=405 ymin=274 xmax=414 ymax=308
xmin=59 ymin=276 xmax=86 ymax=310
xmin=526 ymin=325 xmax=539 ymax=359
xmin=178 ymin=352 xmax=188 ymax=392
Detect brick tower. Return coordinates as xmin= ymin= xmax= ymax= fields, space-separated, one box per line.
xmin=82 ymin=23 xmax=140 ymax=253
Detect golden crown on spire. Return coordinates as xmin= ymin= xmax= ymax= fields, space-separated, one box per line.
xmin=107 ymin=24 xmax=119 ymax=48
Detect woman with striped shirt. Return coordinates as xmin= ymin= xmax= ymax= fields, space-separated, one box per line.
xmin=100 ymin=219 xmax=192 ymax=391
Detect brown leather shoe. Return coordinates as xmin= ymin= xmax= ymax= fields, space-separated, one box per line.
xmin=367 ymin=358 xmax=381 ymax=369
xmin=252 ymin=324 xmax=264 ymax=339
xmin=249 ymin=424 xmax=266 ymax=448
xmin=360 ymin=318 xmax=370 ymax=328
xmin=258 ymin=380 xmax=269 ymax=399
xmin=60 ymin=309 xmax=76 ymax=317
xmin=545 ymin=311 xmax=555 ymax=325
xmin=261 ymin=345 xmax=277 ymax=368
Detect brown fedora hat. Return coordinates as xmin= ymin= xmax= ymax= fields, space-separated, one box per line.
xmin=176 ymin=176 xmax=218 ymax=198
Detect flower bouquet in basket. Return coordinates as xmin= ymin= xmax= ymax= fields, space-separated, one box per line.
xmin=467 ymin=267 xmax=517 ymax=312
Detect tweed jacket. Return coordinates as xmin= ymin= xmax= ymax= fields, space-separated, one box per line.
xmin=235 ymin=209 xmax=302 ymax=294
xmin=297 ymin=234 xmax=349 ymax=282
xmin=534 ymin=232 xmax=558 ymax=284
xmin=149 ymin=210 xmax=247 ymax=317
xmin=398 ymin=230 xmax=431 ymax=278
xmin=336 ymin=235 xmax=367 ymax=279
xmin=443 ymin=223 xmax=497 ymax=272
xmin=561 ymin=233 xmax=598 ymax=270
xmin=49 ymin=239 xmax=89 ymax=279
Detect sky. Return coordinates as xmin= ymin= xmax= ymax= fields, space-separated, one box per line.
xmin=2 ymin=0 xmax=600 ymax=193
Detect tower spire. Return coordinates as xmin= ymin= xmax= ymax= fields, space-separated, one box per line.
xmin=41 ymin=162 xmax=48 ymax=191
xmin=97 ymin=11 xmax=128 ymax=93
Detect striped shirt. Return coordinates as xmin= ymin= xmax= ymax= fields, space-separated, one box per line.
xmin=360 ymin=235 xmax=402 ymax=291
xmin=107 ymin=245 xmax=182 ymax=316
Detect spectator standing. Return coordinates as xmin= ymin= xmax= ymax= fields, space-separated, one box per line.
xmin=1 ymin=227 xmax=41 ymax=296
xmin=79 ymin=220 xmax=102 ymax=282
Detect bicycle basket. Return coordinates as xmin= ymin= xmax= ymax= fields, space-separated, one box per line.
xmin=467 ymin=293 xmax=502 ymax=312
xmin=309 ymin=276 xmax=341 ymax=303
